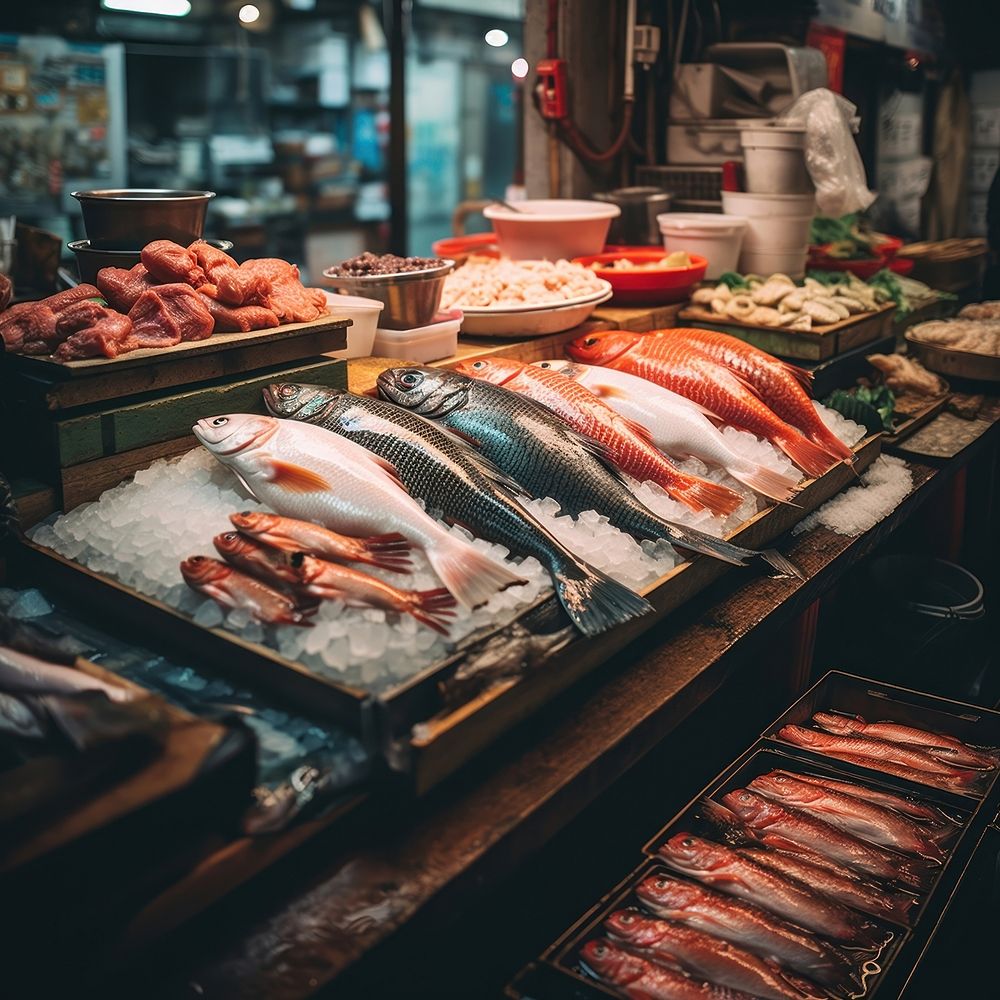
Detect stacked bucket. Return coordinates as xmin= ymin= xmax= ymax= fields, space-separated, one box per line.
xmin=722 ymin=127 xmax=815 ymax=279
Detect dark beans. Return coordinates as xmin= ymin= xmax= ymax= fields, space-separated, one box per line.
xmin=327 ymin=252 xmax=447 ymax=277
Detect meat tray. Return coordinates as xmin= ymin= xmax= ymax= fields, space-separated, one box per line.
xmin=762 ymin=671 xmax=1000 ymax=803
xmin=638 ymin=747 xmax=972 ymax=926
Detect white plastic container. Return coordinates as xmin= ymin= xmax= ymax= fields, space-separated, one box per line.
xmin=738 ymin=245 xmax=809 ymax=280
xmin=321 ymin=292 xmax=385 ymax=358
xmin=721 ymin=191 xmax=815 ymax=254
xmin=483 ymin=199 xmax=620 ymax=260
xmin=739 ymin=126 xmax=812 ymax=194
xmin=372 ymin=309 xmax=463 ymax=363
xmin=657 ymin=212 xmax=747 ymax=280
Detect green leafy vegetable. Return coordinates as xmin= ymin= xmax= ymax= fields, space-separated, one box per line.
xmin=717 ymin=271 xmax=750 ymax=290
xmin=854 ymin=384 xmax=896 ymax=429
xmin=822 ymin=389 xmax=889 ymax=435
xmin=810 ymin=214 xmax=880 ymax=259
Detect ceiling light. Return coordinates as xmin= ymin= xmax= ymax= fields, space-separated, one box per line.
xmin=238 ymin=4 xmax=260 ymax=23
xmin=511 ymin=58 xmax=529 ymax=79
xmin=485 ymin=29 xmax=509 ymax=47
xmin=101 ymin=0 xmax=191 ymax=14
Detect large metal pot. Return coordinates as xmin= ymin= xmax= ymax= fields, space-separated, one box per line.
xmin=594 ymin=186 xmax=673 ymax=246
xmin=71 ymin=189 xmax=215 ymax=250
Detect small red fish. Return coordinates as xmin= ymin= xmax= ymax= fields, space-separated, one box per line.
xmin=180 ymin=555 xmax=315 ymax=627
xmin=291 ymin=553 xmax=456 ymax=635
xmin=455 ymin=356 xmax=744 ymax=517
xmin=229 ymin=511 xmax=412 ymax=573
xmin=581 ymin=938 xmax=757 ymax=1000
xmin=566 ymin=330 xmax=840 ymax=478
xmin=213 ymin=531 xmax=304 ymax=589
xmin=811 ymin=712 xmax=998 ymax=770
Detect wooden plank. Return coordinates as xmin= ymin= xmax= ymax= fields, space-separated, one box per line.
xmin=882 ymin=393 xmax=951 ymax=450
xmin=13 ymin=331 xmax=346 ymax=412
xmin=2 ymin=314 xmax=351 ymax=380
xmin=591 ymin=302 xmax=685 ymax=332
xmin=59 ymin=436 xmax=197 ymax=511
xmin=837 ymin=305 xmax=894 ymax=354
xmin=402 ymin=434 xmax=883 ymax=793
xmin=52 ymin=357 xmax=346 ymax=467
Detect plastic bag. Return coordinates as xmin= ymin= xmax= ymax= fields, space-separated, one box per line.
xmin=777 ymin=88 xmax=876 ymax=217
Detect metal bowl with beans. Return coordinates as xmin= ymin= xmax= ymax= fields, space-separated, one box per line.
xmin=323 ymin=252 xmax=455 ymax=329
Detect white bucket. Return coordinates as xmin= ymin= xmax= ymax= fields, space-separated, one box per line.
xmin=322 ymin=292 xmax=385 ymax=358
xmin=739 ymin=126 xmax=813 ymax=195
xmin=658 ymin=212 xmax=748 ymax=280
xmin=738 ymin=245 xmax=809 ymax=280
xmin=721 ymin=190 xmax=817 ymax=218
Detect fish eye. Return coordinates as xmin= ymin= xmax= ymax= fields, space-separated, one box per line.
xmin=471 ymin=361 xmax=486 ymax=369
xmin=399 ymin=371 xmax=421 ymax=387
xmin=189 ymin=555 xmax=205 ymax=563
xmin=280 ymin=385 xmax=297 ymax=397
xmin=739 ymin=792 xmax=751 ymax=801
xmin=591 ymin=943 xmax=606 ymax=957
xmin=238 ymin=511 xmax=251 ymax=517
xmin=583 ymin=338 xmax=597 ymax=347
xmin=655 ymin=878 xmax=668 ymax=887
xmin=681 ymin=837 xmax=694 ymax=846
xmin=222 ymin=532 xmax=238 ymax=541
xmin=211 ymin=417 xmax=228 ymax=426
xmin=538 ymin=362 xmax=551 ymax=368
xmin=619 ymin=913 xmax=634 ymax=924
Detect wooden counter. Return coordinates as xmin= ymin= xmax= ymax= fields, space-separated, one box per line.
xmin=125 ymin=391 xmax=998 ymax=1000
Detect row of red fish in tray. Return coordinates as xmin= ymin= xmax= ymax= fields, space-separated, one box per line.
xmin=179 ymin=511 xmax=458 ymax=635
xmin=0 ymin=239 xmax=328 ymax=360
xmin=577 ymin=716 xmax=998 ymax=999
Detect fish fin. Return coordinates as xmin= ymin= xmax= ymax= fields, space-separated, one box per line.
xmin=425 ymin=536 xmax=526 ymax=609
xmin=726 ymin=368 xmax=766 ymax=402
xmin=362 ymin=532 xmax=413 ymax=551
xmin=266 ymin=460 xmax=331 ymax=494
xmin=660 ymin=523 xmax=752 ymax=566
xmin=669 ymin=475 xmax=744 ymax=517
xmin=368 ymin=455 xmax=410 ymax=494
xmin=774 ymin=428 xmax=839 ymax=479
xmin=782 ymin=360 xmax=815 ymax=393
xmin=725 ymin=464 xmax=802 ymax=504
xmin=760 ymin=549 xmax=806 ymax=581
xmin=566 ymin=428 xmax=634 ymax=488
xmin=619 ymin=415 xmax=657 ymax=446
xmin=811 ymin=427 xmax=858 ymax=465
xmin=551 ymin=557 xmax=651 ymax=637
xmin=439 ymin=423 xmax=482 ymax=449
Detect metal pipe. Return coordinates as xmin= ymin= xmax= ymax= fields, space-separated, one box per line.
xmin=385 ymin=0 xmax=409 ymax=254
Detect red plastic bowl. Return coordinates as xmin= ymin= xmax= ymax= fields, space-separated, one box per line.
xmin=808 ymin=235 xmax=905 ymax=278
xmin=573 ymin=250 xmax=708 ymax=305
xmin=431 ymin=232 xmax=499 ymax=261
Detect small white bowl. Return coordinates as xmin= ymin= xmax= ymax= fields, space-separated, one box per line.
xmin=484 ymin=199 xmax=620 ymax=260
xmin=459 ymin=286 xmax=613 ymax=338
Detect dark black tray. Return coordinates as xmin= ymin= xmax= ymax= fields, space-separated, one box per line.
xmin=762 ymin=671 xmax=1000 ymax=804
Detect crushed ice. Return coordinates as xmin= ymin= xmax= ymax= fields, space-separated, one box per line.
xmin=27 ymin=405 xmax=862 ymax=691
xmin=793 ymin=455 xmax=913 ymax=537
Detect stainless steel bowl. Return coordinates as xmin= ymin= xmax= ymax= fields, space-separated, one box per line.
xmin=71 ymin=189 xmax=216 ymax=250
xmin=68 ymin=238 xmax=233 ymax=285
xmin=595 ymin=187 xmax=673 ymax=246
xmin=322 ymin=259 xmax=455 ymax=330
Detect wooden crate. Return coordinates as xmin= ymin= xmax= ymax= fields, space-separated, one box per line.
xmin=11 ymin=433 xmax=882 ymax=785
xmin=677 ymin=303 xmax=895 ymax=361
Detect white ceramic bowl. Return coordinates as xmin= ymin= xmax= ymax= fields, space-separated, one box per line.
xmin=658 ymin=212 xmax=747 ymax=280
xmin=322 ymin=291 xmax=385 ymax=358
xmin=458 ymin=286 xmax=613 ymax=337
xmin=483 ymin=199 xmax=620 ymax=260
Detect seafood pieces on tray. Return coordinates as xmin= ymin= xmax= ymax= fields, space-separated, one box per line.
xmin=778 ymin=711 xmax=1000 ymax=792
xmin=0 ymin=239 xmax=328 ymax=361
xmin=582 ymin=764 xmax=964 ymax=1000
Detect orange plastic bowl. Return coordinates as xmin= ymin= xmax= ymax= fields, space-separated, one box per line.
xmin=573 ymin=250 xmax=708 ymax=305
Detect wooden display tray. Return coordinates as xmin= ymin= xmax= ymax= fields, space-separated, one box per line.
xmin=5 ymin=314 xmax=351 ymax=411
xmin=884 ymin=391 xmax=951 ymax=448
xmin=13 ymin=433 xmax=882 ymax=786
xmin=677 ymin=302 xmax=895 ymax=361
xmin=905 ymin=333 xmax=1000 ymax=383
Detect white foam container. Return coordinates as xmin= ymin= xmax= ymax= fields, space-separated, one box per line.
xmin=721 ymin=190 xmax=815 ymax=254
xmin=721 ymin=190 xmax=816 ymax=218
xmin=372 ymin=309 xmax=463 ymax=363
xmin=321 ymin=292 xmax=385 ymax=358
xmin=739 ymin=126 xmax=812 ymax=194
xmin=658 ymin=212 xmax=748 ymax=280
xmin=738 ymin=245 xmax=809 ymax=280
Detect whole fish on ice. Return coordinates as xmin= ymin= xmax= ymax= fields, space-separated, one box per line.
xmin=535 ymin=359 xmax=800 ymax=503
xmin=566 ymin=330 xmax=842 ymax=478
xmin=376 ymin=366 xmax=802 ymax=578
xmin=263 ymin=384 xmax=651 ymax=636
xmin=192 ymin=413 xmax=522 ymax=609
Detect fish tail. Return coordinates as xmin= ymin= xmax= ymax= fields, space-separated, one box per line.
xmin=774 ymin=427 xmax=840 ymax=479
xmin=406 ymin=588 xmax=459 ymax=635
xmin=726 ymin=463 xmax=802 ymax=504
xmin=662 ymin=523 xmax=753 ymax=566
xmin=669 ymin=473 xmax=744 ymax=517
xmin=425 ymin=536 xmax=526 ymax=609
xmin=360 ymin=533 xmax=415 ymax=572
xmin=760 ymin=548 xmax=806 ymax=580
xmin=552 ymin=557 xmax=651 ymax=637
xmin=810 ymin=425 xmax=858 ymax=464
